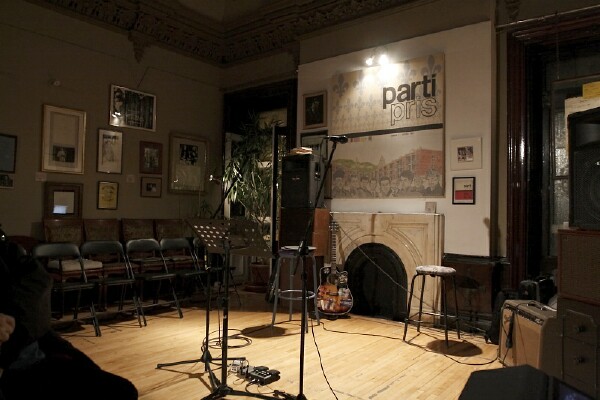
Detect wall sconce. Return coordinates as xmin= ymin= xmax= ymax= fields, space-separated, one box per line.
xmin=365 ymin=47 xmax=389 ymax=66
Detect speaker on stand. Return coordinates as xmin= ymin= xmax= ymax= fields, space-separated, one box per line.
xmin=568 ymin=107 xmax=600 ymax=230
xmin=281 ymin=154 xmax=323 ymax=209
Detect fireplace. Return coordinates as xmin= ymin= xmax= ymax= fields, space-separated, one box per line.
xmin=331 ymin=212 xmax=444 ymax=320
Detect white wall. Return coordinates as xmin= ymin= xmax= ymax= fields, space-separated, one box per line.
xmin=297 ymin=21 xmax=494 ymax=256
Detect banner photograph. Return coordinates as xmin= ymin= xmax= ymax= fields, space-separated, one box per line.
xmin=330 ymin=53 xmax=445 ymax=199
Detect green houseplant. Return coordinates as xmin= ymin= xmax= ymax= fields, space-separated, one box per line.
xmin=223 ymin=114 xmax=284 ymax=292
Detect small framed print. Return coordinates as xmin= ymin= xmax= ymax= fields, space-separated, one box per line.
xmin=44 ymin=182 xmax=83 ymax=219
xmin=0 ymin=134 xmax=17 ymax=173
xmin=452 ymin=177 xmax=476 ymax=205
xmin=139 ymin=141 xmax=162 ymax=174
xmin=303 ymin=91 xmax=327 ymax=129
xmin=41 ymin=105 xmax=86 ymax=174
xmin=97 ymin=129 xmax=122 ymax=173
xmin=168 ymin=132 xmax=208 ymax=193
xmin=109 ymin=85 xmax=156 ymax=131
xmin=0 ymin=174 xmax=14 ymax=189
xmin=141 ymin=177 xmax=161 ymax=198
xmin=97 ymin=181 xmax=118 ymax=210
xmin=450 ymin=137 xmax=482 ymax=170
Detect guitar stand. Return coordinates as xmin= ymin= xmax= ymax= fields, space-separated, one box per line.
xmin=158 ymin=219 xmax=280 ymax=400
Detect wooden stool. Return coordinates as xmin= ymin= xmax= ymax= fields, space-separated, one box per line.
xmin=271 ymin=247 xmax=320 ymax=332
xmin=403 ymin=265 xmax=461 ymax=346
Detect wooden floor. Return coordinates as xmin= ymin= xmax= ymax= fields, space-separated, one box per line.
xmin=62 ymin=289 xmax=503 ymax=400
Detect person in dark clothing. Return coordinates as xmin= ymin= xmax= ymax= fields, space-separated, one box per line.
xmin=0 ymin=228 xmax=138 ymax=400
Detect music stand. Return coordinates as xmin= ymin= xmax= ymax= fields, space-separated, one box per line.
xmin=162 ymin=218 xmax=279 ymax=399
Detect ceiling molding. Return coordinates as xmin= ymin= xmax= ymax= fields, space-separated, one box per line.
xmin=26 ymin=0 xmax=421 ymax=65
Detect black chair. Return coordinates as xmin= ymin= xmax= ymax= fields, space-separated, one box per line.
xmin=80 ymin=240 xmax=146 ymax=327
xmin=32 ymin=242 xmax=101 ymax=336
xmin=159 ymin=237 xmax=206 ymax=299
xmin=125 ymin=238 xmax=183 ymax=319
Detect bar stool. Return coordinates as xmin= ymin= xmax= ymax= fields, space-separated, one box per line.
xmin=271 ymin=247 xmax=320 ymax=332
xmin=403 ymin=265 xmax=461 ymax=346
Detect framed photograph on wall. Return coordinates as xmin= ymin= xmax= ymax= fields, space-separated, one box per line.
xmin=303 ymin=91 xmax=327 ymax=129
xmin=139 ymin=141 xmax=162 ymax=174
xmin=0 ymin=174 xmax=14 ymax=189
xmin=41 ymin=105 xmax=86 ymax=174
xmin=168 ymin=132 xmax=208 ymax=194
xmin=44 ymin=182 xmax=83 ymax=219
xmin=0 ymin=134 xmax=17 ymax=173
xmin=450 ymin=137 xmax=482 ymax=170
xmin=109 ymin=85 xmax=156 ymax=131
xmin=97 ymin=129 xmax=122 ymax=173
xmin=452 ymin=177 xmax=476 ymax=204
xmin=141 ymin=177 xmax=162 ymax=198
xmin=97 ymin=181 xmax=118 ymax=210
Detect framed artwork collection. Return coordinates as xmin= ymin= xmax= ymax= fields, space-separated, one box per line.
xmin=41 ymin=105 xmax=86 ymax=174
xmin=168 ymin=132 xmax=208 ymax=194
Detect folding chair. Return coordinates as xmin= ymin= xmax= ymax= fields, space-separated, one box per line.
xmin=125 ymin=238 xmax=183 ymax=319
xmin=159 ymin=237 xmax=206 ymax=300
xmin=80 ymin=240 xmax=146 ymax=327
xmin=32 ymin=242 xmax=101 ymax=336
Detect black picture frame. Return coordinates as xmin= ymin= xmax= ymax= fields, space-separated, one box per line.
xmin=452 ymin=177 xmax=476 ymax=204
xmin=0 ymin=134 xmax=17 ymax=173
xmin=44 ymin=182 xmax=83 ymax=219
xmin=303 ymin=91 xmax=327 ymax=129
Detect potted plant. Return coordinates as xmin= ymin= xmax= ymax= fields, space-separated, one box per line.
xmin=223 ymin=114 xmax=284 ymax=292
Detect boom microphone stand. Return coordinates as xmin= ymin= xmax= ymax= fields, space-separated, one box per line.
xmin=290 ymin=135 xmax=346 ymax=400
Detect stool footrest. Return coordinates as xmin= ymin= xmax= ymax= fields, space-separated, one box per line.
xmin=278 ymin=289 xmax=316 ymax=301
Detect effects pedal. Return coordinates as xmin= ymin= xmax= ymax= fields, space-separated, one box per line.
xmin=247 ymin=366 xmax=280 ymax=385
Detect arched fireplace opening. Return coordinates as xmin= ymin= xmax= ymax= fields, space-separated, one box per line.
xmin=345 ymin=243 xmax=407 ymax=321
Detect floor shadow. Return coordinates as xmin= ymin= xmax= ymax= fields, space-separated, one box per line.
xmin=426 ymin=339 xmax=483 ymax=356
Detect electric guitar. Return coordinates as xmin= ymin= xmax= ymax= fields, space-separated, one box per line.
xmin=317 ymin=220 xmax=353 ymax=316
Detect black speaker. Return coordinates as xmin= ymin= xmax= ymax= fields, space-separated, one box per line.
xmin=281 ymin=154 xmax=323 ymax=208
xmin=568 ymin=107 xmax=600 ymax=230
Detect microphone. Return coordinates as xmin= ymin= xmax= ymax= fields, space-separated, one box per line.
xmin=328 ymin=135 xmax=348 ymax=144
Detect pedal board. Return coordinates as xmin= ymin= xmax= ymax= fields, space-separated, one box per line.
xmin=247 ymin=366 xmax=280 ymax=385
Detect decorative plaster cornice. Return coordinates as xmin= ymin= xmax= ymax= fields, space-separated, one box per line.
xmin=26 ymin=0 xmax=419 ymax=64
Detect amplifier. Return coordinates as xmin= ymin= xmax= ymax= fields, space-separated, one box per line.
xmin=498 ymin=300 xmax=561 ymax=378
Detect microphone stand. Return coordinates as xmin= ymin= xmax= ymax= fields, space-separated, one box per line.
xmin=291 ymin=138 xmax=341 ymax=400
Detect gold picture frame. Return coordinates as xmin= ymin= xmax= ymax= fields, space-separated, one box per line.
xmin=168 ymin=132 xmax=208 ymax=194
xmin=97 ymin=181 xmax=118 ymax=210
xmin=41 ymin=105 xmax=86 ymax=174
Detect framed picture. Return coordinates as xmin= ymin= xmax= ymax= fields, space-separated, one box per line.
xmin=97 ymin=129 xmax=122 ymax=174
xmin=141 ymin=177 xmax=162 ymax=198
xmin=139 ymin=141 xmax=162 ymax=174
xmin=450 ymin=137 xmax=482 ymax=170
xmin=0 ymin=174 xmax=14 ymax=189
xmin=301 ymin=130 xmax=331 ymax=198
xmin=44 ymin=182 xmax=83 ymax=219
xmin=0 ymin=134 xmax=17 ymax=173
xmin=41 ymin=105 xmax=86 ymax=174
xmin=452 ymin=177 xmax=476 ymax=205
xmin=97 ymin=181 xmax=118 ymax=210
xmin=303 ymin=91 xmax=327 ymax=129
xmin=109 ymin=85 xmax=156 ymax=131
xmin=168 ymin=132 xmax=208 ymax=193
